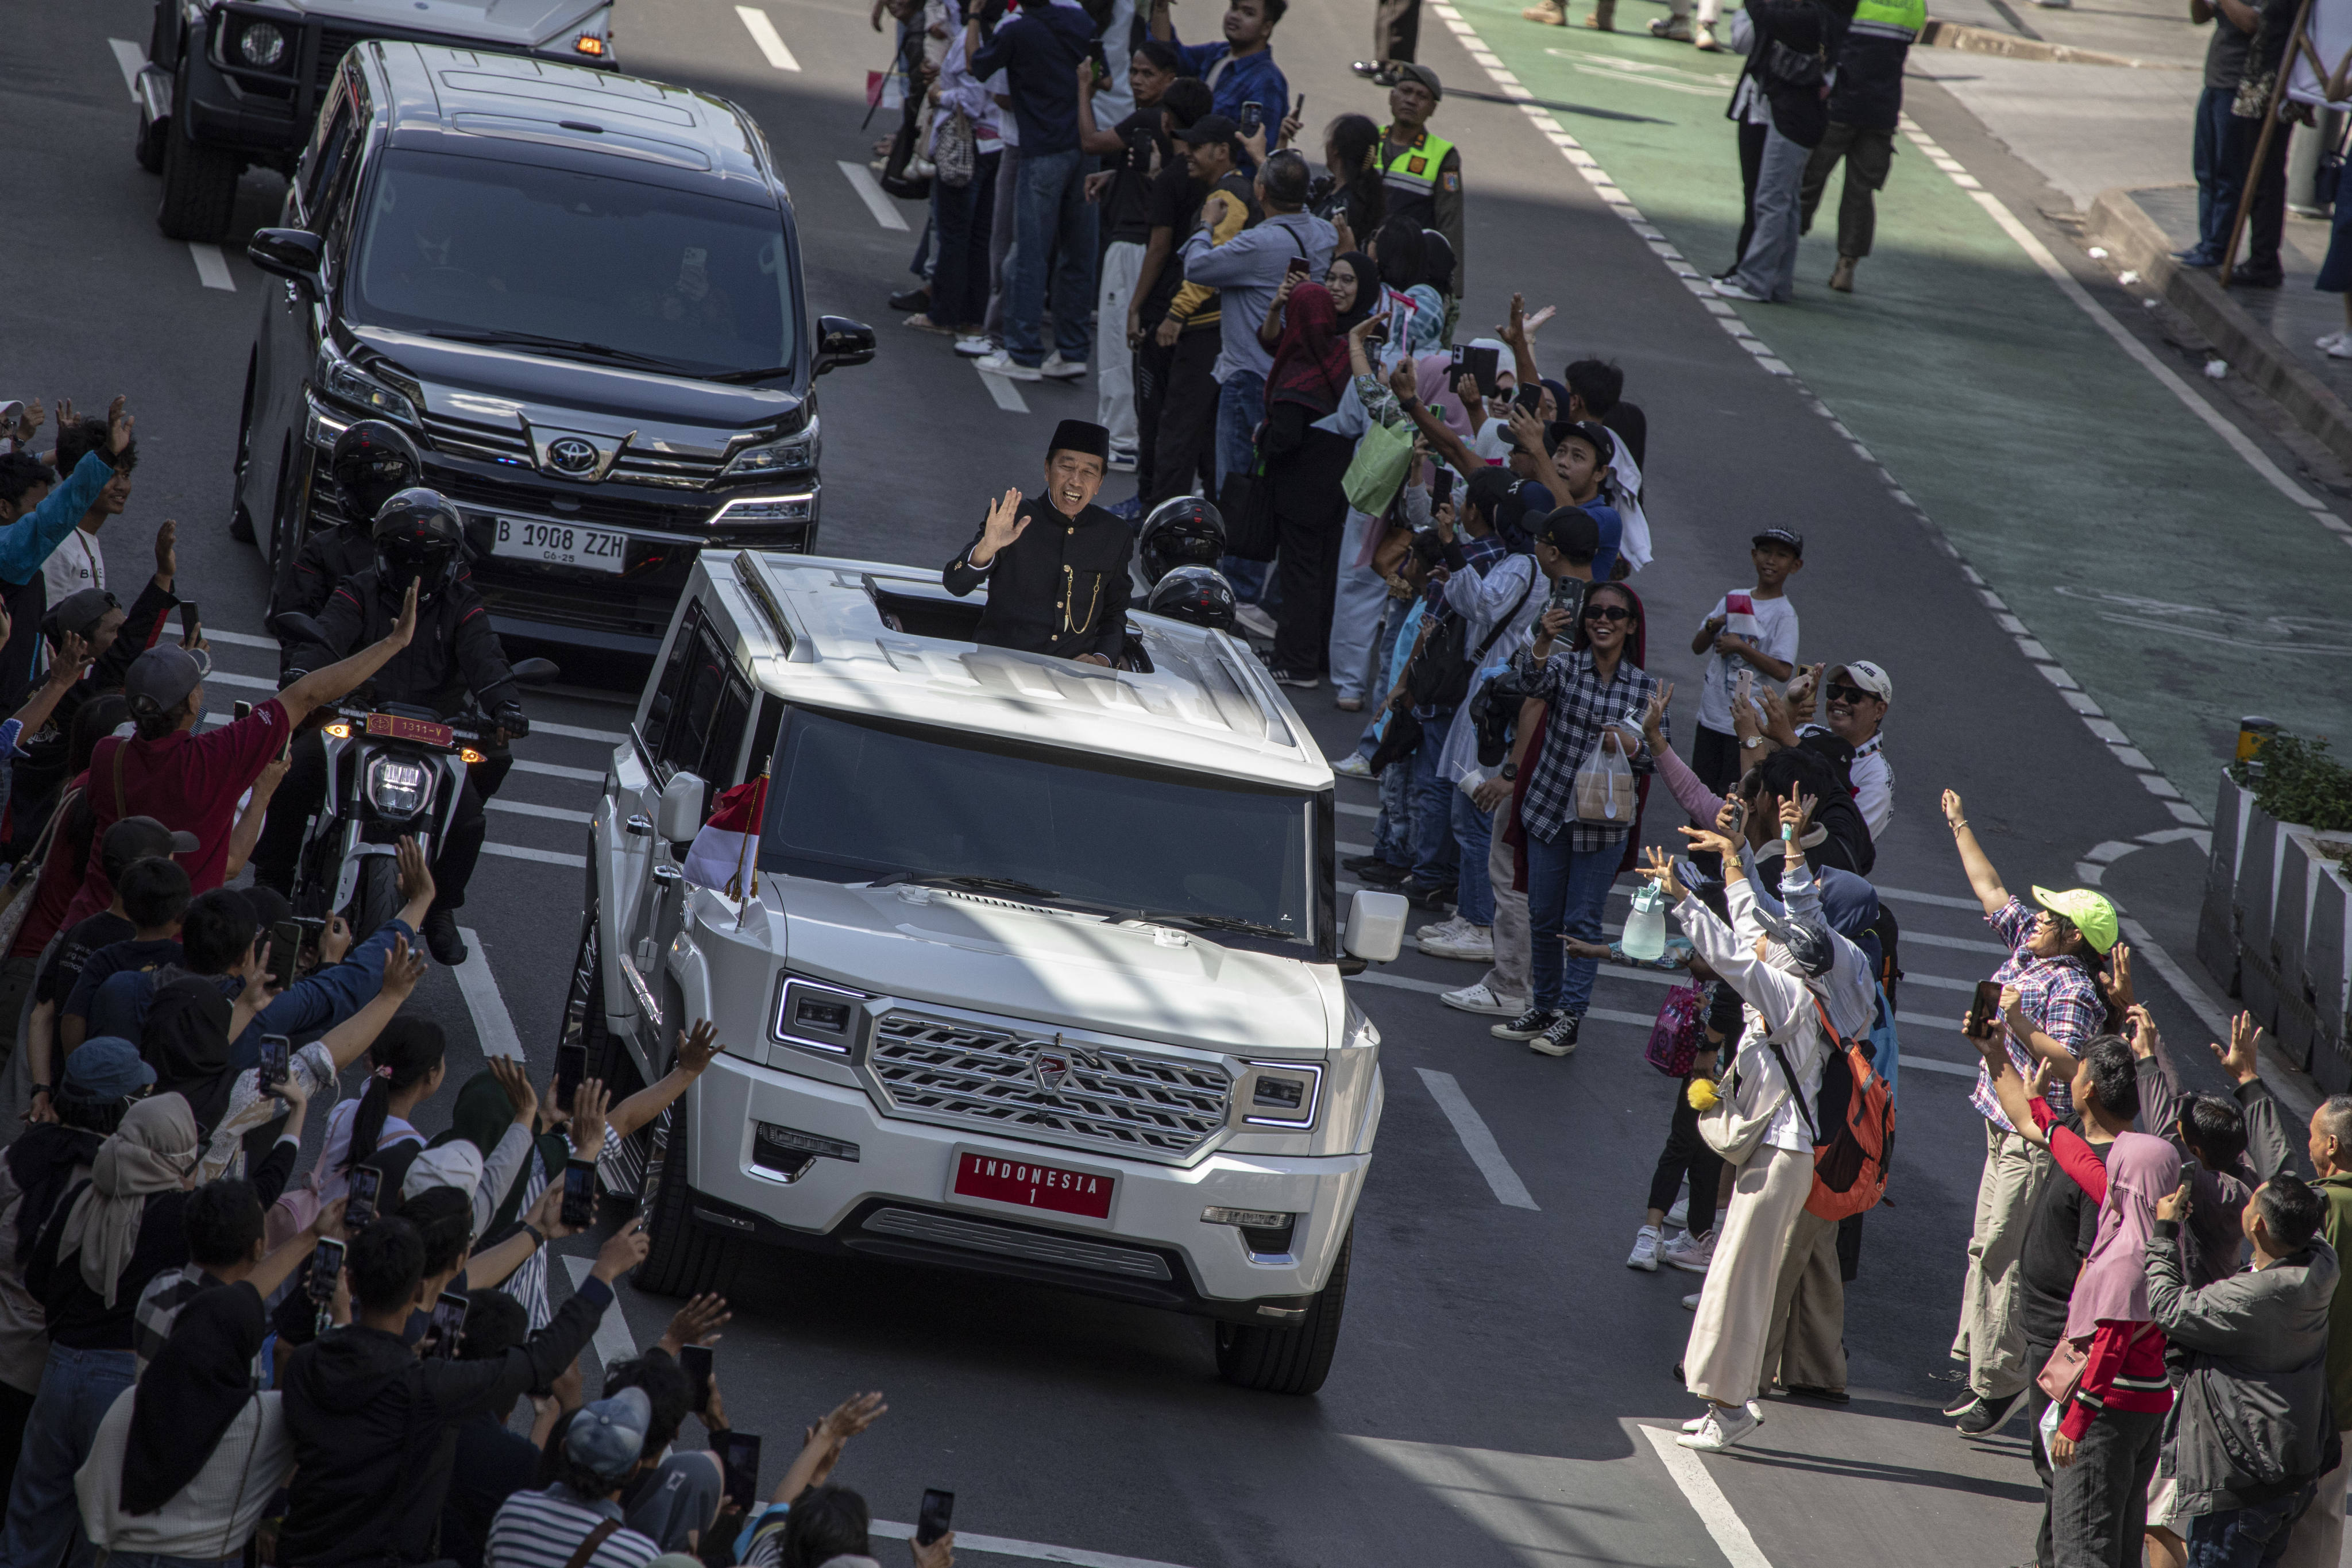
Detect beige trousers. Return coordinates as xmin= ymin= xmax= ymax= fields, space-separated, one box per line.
xmin=1478 ymin=801 xmax=1530 ymax=1005
xmin=1951 ymin=1121 xmax=2050 ymax=1401
xmin=1685 ymin=1142 xmax=1814 ymax=1405
xmin=1762 ymin=1208 xmax=1845 ymax=1393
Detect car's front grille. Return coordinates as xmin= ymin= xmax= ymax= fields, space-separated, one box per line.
xmin=432 ymin=466 xmax=715 ymax=534
xmin=313 ymin=26 xmax=364 ymax=93
xmin=422 ymin=413 xmax=534 ymax=468
xmin=860 ymin=1207 xmax=1173 ymax=1279
xmin=612 ymin=449 xmax=732 ymax=487
xmin=472 ymin=577 xmax=688 ymax=642
xmin=867 ymin=1013 xmax=1232 ymax=1163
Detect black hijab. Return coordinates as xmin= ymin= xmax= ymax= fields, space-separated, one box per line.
xmin=1420 ymin=230 xmax=1457 ymax=295
xmin=121 ymin=1278 xmax=267 ymax=1514
xmin=6 ymin=1122 xmax=106 ymax=1270
xmin=1327 ymin=252 xmax=1378 ymax=333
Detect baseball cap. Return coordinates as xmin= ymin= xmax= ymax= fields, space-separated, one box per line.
xmin=2032 ymin=886 xmax=2120 ymax=955
xmin=1829 ymin=659 xmax=1893 ymax=704
xmin=1752 ymin=527 xmax=1804 ymax=557
xmin=123 ymin=644 xmax=210 ymax=722
xmin=563 ymin=1386 xmax=652 ymax=1480
xmin=1393 ymin=61 xmax=1443 ymax=99
xmin=1533 ymin=506 xmax=1601 ymax=560
xmin=99 ymin=816 xmax=199 ymax=885
xmin=59 ymin=1036 xmax=157 ymax=1102
xmin=401 ymin=1142 xmax=485 ymax=1204
xmin=1175 ymin=114 xmax=1241 ymax=149
xmin=45 ymin=588 xmax=118 ymax=643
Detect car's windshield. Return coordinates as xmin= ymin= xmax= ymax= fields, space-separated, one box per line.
xmin=758 ymin=709 xmax=1315 ymax=943
xmin=349 ymin=149 xmax=795 ymax=378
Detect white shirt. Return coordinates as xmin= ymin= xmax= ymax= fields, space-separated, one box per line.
xmin=1696 ymin=590 xmax=1799 ymax=736
xmin=316 ymin=1098 xmax=423 ymax=1205
xmin=1797 ymin=722 xmax=1891 ymax=839
xmin=1677 ymin=875 xmax=1826 ymax=1154
xmin=41 ymin=526 xmax=105 ymax=606
xmin=78 ymin=1387 xmax=296 ymax=1559
xmin=1435 ymin=554 xmax=1549 ymax=783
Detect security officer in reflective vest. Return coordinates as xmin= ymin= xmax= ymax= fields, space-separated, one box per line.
xmin=944 ymin=420 xmax=1135 ymax=666
xmin=1377 ymin=63 xmax=1465 ymax=296
xmin=1798 ymin=0 xmax=1922 ymax=295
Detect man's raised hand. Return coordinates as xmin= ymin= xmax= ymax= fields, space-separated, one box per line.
xmin=972 ymin=488 xmax=1028 ymax=567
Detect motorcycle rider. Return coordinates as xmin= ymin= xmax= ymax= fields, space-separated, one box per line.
xmin=261 ymin=488 xmax=528 ymax=966
xmin=277 ymin=420 xmax=422 ymax=617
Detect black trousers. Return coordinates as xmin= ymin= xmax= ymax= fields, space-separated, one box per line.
xmin=1731 ymin=119 xmax=1770 ymax=272
xmin=1689 ymin=723 xmax=1743 ymax=798
xmin=1648 ymin=1082 xmax=1725 ymax=1237
xmin=1145 ymin=328 xmax=1221 ymax=508
xmin=2050 ymin=1403 xmax=2165 ymax=1568
xmin=1134 ymin=331 xmax=1176 ymax=505
xmin=2230 ymin=115 xmax=2291 ymax=272
xmin=1269 ymin=427 xmax=1356 ymax=673
xmin=2026 ymin=1334 xmax=2060 ymax=1568
xmin=1377 ymin=0 xmax=1421 ymax=60
xmin=251 ymin=729 xmax=508 ymax=914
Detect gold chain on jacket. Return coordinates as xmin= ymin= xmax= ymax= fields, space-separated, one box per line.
xmin=1061 ymin=565 xmax=1102 ymax=636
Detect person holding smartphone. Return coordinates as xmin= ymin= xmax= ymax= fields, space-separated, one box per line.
xmin=1145 ymin=0 xmax=1291 ymax=172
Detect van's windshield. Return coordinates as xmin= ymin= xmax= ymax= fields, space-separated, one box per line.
xmin=350 ymin=149 xmax=795 ymax=379
xmin=757 ymin=708 xmax=1315 ymax=944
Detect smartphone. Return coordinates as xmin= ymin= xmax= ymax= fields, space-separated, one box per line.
xmin=1451 ymin=343 xmax=1501 ymax=399
xmin=1513 ymin=381 xmax=1544 ymax=413
xmin=1964 ymin=979 xmax=2005 ymax=1041
xmin=554 ymin=1042 xmax=587 ymax=1114
xmin=269 ymin=919 xmax=303 ymax=991
xmin=1546 ymin=574 xmax=1586 ymax=621
xmin=1239 ymin=99 xmax=1262 ymax=135
xmin=679 ymin=1342 xmax=714 ymax=1413
xmin=177 ymin=602 xmax=200 ymax=643
xmin=345 ymin=1164 xmax=382 ymax=1233
xmin=719 ymin=1433 xmax=762 ymax=1513
xmin=1431 ymin=469 xmax=1453 ymax=507
xmin=233 ymin=699 xmax=253 ymax=723
xmin=917 ymin=1489 xmax=955 ymax=1547
xmin=1283 ymin=254 xmax=1311 ymax=281
xmin=258 ymin=1033 xmax=291 ymax=1090
xmin=561 ymin=1157 xmax=597 ymax=1229
xmin=1362 ymin=318 xmax=1388 ymax=345
xmin=425 ymin=1288 xmax=468 ymax=1358
xmin=308 ymin=1237 xmax=344 ymax=1303
xmin=1292 ymin=93 xmax=1305 ymax=122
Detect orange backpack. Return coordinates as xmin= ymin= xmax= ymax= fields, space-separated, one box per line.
xmin=1799 ymin=994 xmax=1895 ymax=1222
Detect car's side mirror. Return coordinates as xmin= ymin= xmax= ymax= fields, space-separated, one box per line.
xmin=267 ymin=610 xmax=326 ymax=647
xmin=510 ymin=657 xmax=561 ymax=686
xmin=812 ymin=315 xmax=876 ymax=377
xmin=247 ymin=228 xmax=326 ymax=294
xmin=1342 ymin=890 xmax=1407 ymax=964
xmin=658 ymin=770 xmax=707 ymax=843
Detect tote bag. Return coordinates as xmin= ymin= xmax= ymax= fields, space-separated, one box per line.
xmin=1571 ymin=731 xmax=1637 ymax=824
xmin=1341 ymin=419 xmax=1415 ymax=515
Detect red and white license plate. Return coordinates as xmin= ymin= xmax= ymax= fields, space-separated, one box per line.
xmin=952 ymin=1152 xmax=1114 ymax=1219
xmin=365 ymin=712 xmax=454 ymax=748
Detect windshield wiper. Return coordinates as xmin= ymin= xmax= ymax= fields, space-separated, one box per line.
xmin=425 ymin=330 xmax=690 ymax=373
xmin=1127 ymin=909 xmax=1295 ymax=940
xmin=705 ymin=365 xmax=794 ymax=385
xmin=870 ymin=871 xmax=1068 ymax=902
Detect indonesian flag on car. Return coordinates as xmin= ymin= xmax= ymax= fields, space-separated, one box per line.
xmin=683 ymin=775 xmax=768 ymax=895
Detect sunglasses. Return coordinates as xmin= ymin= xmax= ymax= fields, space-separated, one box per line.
xmin=1825 ymin=681 xmax=1872 ymax=704
xmin=1583 ymin=604 xmax=1632 ymax=623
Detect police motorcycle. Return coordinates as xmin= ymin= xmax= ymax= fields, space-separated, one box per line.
xmin=266 ymin=490 xmax=558 ymax=945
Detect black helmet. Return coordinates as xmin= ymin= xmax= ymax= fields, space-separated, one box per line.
xmin=370 ymin=487 xmax=466 ymax=598
xmin=1145 ymin=564 xmax=1237 ymax=632
xmin=331 ymin=421 xmax=422 ymax=528
xmin=1136 ymin=497 xmax=1226 ymax=585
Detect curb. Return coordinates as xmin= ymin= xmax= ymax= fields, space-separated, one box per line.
xmin=1918 ymin=16 xmax=2193 ymax=68
xmin=2083 ymin=184 xmax=2352 ymax=473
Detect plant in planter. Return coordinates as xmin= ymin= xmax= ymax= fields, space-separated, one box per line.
xmin=2230 ymin=732 xmax=2352 ymax=833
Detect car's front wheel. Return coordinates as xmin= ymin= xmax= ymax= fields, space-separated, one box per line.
xmin=1214 ymin=1225 xmax=1353 ymax=1395
xmin=634 ymin=1086 xmax=738 ymax=1299
xmin=156 ymin=80 xmax=237 ymax=241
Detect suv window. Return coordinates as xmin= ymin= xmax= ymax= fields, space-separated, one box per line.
xmin=300 ymin=96 xmax=356 ymax=222
xmin=642 ymin=605 xmax=753 ymax=786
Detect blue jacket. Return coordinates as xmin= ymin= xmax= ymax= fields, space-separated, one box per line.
xmin=970 ymin=2 xmax=1095 ymax=156
xmin=90 ymin=918 xmax=414 ymax=1068
xmin=1173 ymin=40 xmax=1288 ymax=155
xmin=0 ymin=452 xmax=113 ymax=586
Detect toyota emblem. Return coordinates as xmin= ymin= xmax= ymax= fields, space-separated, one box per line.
xmin=1032 ymin=1051 xmax=1073 ymax=1094
xmin=546 ymin=438 xmax=598 ymax=476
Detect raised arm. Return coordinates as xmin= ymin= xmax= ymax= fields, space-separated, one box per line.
xmin=1387 ymin=360 xmax=1485 ymax=480
xmin=277 ymin=580 xmax=419 ymax=728
xmin=223 ymin=744 xmax=292 ymax=882
xmin=11 ymin=633 xmax=92 ymax=736
xmin=315 ymin=934 xmax=428 ymax=1073
xmin=607 ymin=1022 xmax=721 ymax=1142
xmin=1941 ymin=789 xmax=2010 ymax=916
xmin=1498 ymin=293 xmax=1542 ymax=390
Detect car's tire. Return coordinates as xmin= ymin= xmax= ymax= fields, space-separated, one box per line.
xmin=1213 ymin=1225 xmax=1352 ymax=1395
xmin=134 ymin=107 xmax=167 ymax=174
xmin=351 ymin=853 xmax=401 ymax=945
xmin=634 ymin=1086 xmax=737 ymax=1298
xmin=157 ymin=88 xmax=237 ymax=242
xmin=561 ymin=906 xmax=656 ymax=1197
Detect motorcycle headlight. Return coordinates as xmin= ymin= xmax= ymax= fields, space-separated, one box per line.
xmin=237 ymin=20 xmax=287 ymax=67
xmin=319 ymin=346 xmax=420 ymax=427
xmin=366 ymin=755 xmax=435 ymax=818
xmin=723 ymin=422 xmax=816 ymax=477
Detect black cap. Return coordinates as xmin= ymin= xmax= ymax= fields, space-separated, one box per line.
xmin=1752 ymin=902 xmax=1836 ymax=977
xmin=1392 ymin=61 xmax=1443 ymax=99
xmin=99 ymin=815 xmax=199 ymax=885
xmin=1048 ymin=419 xmax=1111 ymax=461
xmin=1555 ymin=419 xmax=1615 ymax=464
xmin=1752 ymin=527 xmax=1804 ymax=557
xmin=45 ymin=588 xmax=118 ymax=643
xmin=1463 ymin=465 xmax=1517 ymax=522
xmin=1534 ymin=507 xmax=1601 ymax=559
xmin=1175 ymin=114 xmax=1241 ymax=149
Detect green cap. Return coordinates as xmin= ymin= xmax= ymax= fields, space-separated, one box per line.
xmin=2032 ymin=886 xmax=2119 ymax=955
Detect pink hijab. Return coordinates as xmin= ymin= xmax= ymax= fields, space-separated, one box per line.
xmin=2063 ymin=1130 xmax=2180 ymax=1341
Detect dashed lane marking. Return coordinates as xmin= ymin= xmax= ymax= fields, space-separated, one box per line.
xmin=189 ymin=245 xmax=235 ymax=292
xmin=1637 ymin=1424 xmax=1778 ymax=1568
xmin=202 ymin=629 xmax=276 ymax=650
xmin=483 ymin=842 xmax=588 ymax=870
xmin=452 ymin=927 xmax=527 ymax=1061
xmin=975 ymin=363 xmax=1033 ymax=413
xmin=528 ymin=719 xmax=625 ymax=745
xmin=489 ymin=799 xmax=593 ymax=825
xmin=559 ymin=1255 xmax=641 ymax=1369
xmin=514 ymin=759 xmax=605 ymax=784
xmin=1414 ymin=1067 xmax=1540 ymax=1209
xmin=733 ymin=5 xmax=802 ymax=70
xmin=107 ymin=38 xmax=143 ymax=98
xmin=836 ymin=159 xmax=910 ymax=231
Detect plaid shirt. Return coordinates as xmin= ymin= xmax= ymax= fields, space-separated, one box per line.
xmin=1970 ymin=896 xmax=2104 ymax=1126
xmin=1513 ymin=647 xmax=1659 ymax=852
xmin=1458 ymin=532 xmax=1508 ymax=577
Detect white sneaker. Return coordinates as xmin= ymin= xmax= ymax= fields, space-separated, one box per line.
xmin=1416 ymin=914 xmax=1469 ymax=944
xmin=2318 ymin=330 xmax=2347 ymax=352
xmin=1663 ymin=1229 xmax=1716 ymax=1273
xmin=1440 ymin=982 xmax=1526 ymax=1017
xmin=1234 ymin=603 xmax=1278 ymax=640
xmin=1627 ymin=1225 xmax=1662 ymax=1271
xmin=1039 ymin=353 xmax=1087 ymax=380
xmin=1713 ymin=277 xmax=1766 ymax=302
xmin=1681 ymin=1291 xmax=1701 ymax=1310
xmin=1423 ymin=926 xmax=1494 ymax=962
xmin=1665 ymin=1196 xmax=1690 ymax=1230
xmin=2330 ymin=338 xmax=2352 ymax=361
xmin=974 ymin=350 xmax=1042 ymax=381
xmin=1676 ymin=1402 xmax=1760 ymax=1451
xmin=1108 ymin=447 xmax=1138 ymax=472
xmin=1679 ymin=1401 xmax=1763 ymax=1432
xmin=1332 ymin=752 xmax=1373 ymax=779
xmin=953 ymin=334 xmax=995 ymax=358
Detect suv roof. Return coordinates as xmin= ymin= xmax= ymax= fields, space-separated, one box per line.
xmin=365 ymin=42 xmax=777 ymax=204
xmin=705 ymin=553 xmax=1334 ymax=793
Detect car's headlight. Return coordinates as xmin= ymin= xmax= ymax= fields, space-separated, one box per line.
xmin=1239 ymin=1060 xmax=1324 ymax=1130
xmin=319 ymin=346 xmax=420 ymax=427
xmin=366 ymin=755 xmax=434 ymax=817
xmin=708 ymin=493 xmax=815 ymax=527
xmin=724 ymin=422 xmax=817 ymax=476
xmin=237 ymin=20 xmax=286 ymax=67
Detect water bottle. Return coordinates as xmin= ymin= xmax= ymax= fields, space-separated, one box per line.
xmin=1622 ymin=880 xmax=1668 ymax=963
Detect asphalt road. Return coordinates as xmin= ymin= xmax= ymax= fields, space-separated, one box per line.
xmin=1 ymin=1 xmax=2320 ymax=1565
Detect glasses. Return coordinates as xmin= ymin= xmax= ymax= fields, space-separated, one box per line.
xmin=1825 ymin=681 xmax=1871 ymax=704
xmin=1583 ymin=605 xmax=1632 ymax=623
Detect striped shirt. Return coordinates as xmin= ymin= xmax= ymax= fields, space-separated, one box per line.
xmin=486 ymin=1486 xmax=660 ymax=1568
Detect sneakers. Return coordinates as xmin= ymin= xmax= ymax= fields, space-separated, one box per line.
xmin=1681 ymin=1291 xmax=1702 ymax=1310
xmin=1627 ymin=1224 xmax=1662 ymax=1270
xmin=1335 ymin=696 xmax=1364 ymax=712
xmin=422 ymin=907 xmax=468 ymax=966
xmin=904 ymin=312 xmax=956 ymax=334
xmin=1680 ymin=1401 xmax=1763 ymax=1432
xmin=1528 ymin=1012 xmax=1582 ymax=1056
xmin=888 ymin=285 xmax=930 ymax=312
xmin=2323 ymin=331 xmax=2352 ymax=359
xmin=1269 ymin=667 xmax=1320 ymax=689
xmin=1694 ymin=21 xmax=1721 ymax=48
xmin=1940 ymin=1389 xmax=1982 ymax=1419
xmin=2230 ymin=261 xmax=2285 ymax=288
xmin=1520 ymin=0 xmax=1566 ymax=20
xmin=974 ymin=350 xmax=1041 ymax=381
xmin=1333 ymin=751 xmax=1373 ymax=779
xmin=1442 ymin=982 xmax=1527 ymax=1017
xmin=1040 ymin=352 xmax=1088 ymax=380
xmin=1234 ymin=603 xmax=1279 ymax=640
xmin=1648 ymin=13 xmax=1692 ymax=37
xmin=1398 ymin=878 xmax=1454 ymax=911
xmin=1665 ymin=1195 xmax=1690 ymax=1230
xmin=1422 ymin=925 xmax=1494 ymax=962
xmin=1492 ymin=1006 xmax=1560 ymax=1041
xmin=1953 ymin=1389 xmax=2025 ymax=1435
xmin=1712 ymin=276 xmax=1764 ymax=302
xmin=1828 ymin=256 xmax=1857 ymax=293
xmin=1662 ymin=1229 xmax=1716 ymax=1273
xmin=1417 ymin=914 xmax=1470 ymax=944
xmin=1108 ymin=446 xmax=1138 ymax=473
xmin=1677 ymin=1403 xmax=1760 ymax=1452
xmin=1354 ymin=860 xmax=1413 ymax=886
xmin=953 ymin=334 xmax=995 ymax=358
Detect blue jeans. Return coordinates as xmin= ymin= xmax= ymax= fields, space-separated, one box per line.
xmin=1372 ymin=736 xmax=1413 ymax=867
xmin=2 ymin=1343 xmax=137 ymax=1568
xmin=1452 ymin=784 xmax=1494 ymax=928
xmin=1214 ymin=372 xmax=1272 ymax=603
xmin=2187 ymin=1486 xmax=2315 ymax=1568
xmin=1729 ymin=125 xmax=1809 ymax=303
xmin=104 ymin=1555 xmax=240 ymax=1568
xmin=1004 ymin=146 xmax=1096 ymax=368
xmin=1408 ymin=709 xmax=1458 ymax=886
xmin=2191 ymin=84 xmax=2238 ymax=258
xmin=1525 ymin=828 xmax=1623 ymax=1014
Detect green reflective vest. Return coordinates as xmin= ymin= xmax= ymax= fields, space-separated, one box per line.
xmin=1849 ymin=0 xmax=1923 ymax=41
xmin=1376 ymin=126 xmax=1456 ymax=221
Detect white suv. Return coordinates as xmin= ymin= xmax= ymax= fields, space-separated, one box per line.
xmin=576 ymin=551 xmax=1403 ymax=1393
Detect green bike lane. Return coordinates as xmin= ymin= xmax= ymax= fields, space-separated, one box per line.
xmin=1445 ymin=2 xmax=2352 ymax=798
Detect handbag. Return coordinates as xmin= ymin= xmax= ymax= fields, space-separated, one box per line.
xmin=1696 ymin=1054 xmax=1791 ymax=1165
xmin=1366 ymin=708 xmax=1423 ymax=774
xmin=934 ymin=107 xmax=976 ymax=188
xmin=1570 ymin=728 xmax=1637 ymax=824
xmin=1643 ymin=983 xmax=1709 ymax=1077
xmin=1342 ymin=418 xmax=1415 ymax=515
xmin=2037 ymin=1321 xmax=2156 ymax=1405
xmin=1407 ymin=569 xmax=1535 ymax=712
xmin=0 ymin=785 xmax=72 ymax=958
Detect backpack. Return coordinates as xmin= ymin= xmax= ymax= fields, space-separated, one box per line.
xmin=1797 ymin=994 xmax=1894 ymax=1222
xmin=1406 ymin=567 xmax=1535 ymax=712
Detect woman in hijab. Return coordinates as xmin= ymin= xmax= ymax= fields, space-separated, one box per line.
xmin=1260 ymin=281 xmax=1364 ymax=689
xmin=79 ymin=1275 xmax=294 ymax=1565
xmin=5 ymin=1095 xmax=199 ymax=1568
xmin=1369 ymin=220 xmax=1443 ymax=356
xmin=1420 ymin=230 xmax=1461 ymax=346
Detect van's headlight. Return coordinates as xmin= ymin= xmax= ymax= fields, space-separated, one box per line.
xmin=366 ymin=755 xmax=434 ymax=817
xmin=724 ymin=423 xmax=816 ymax=476
xmin=319 ymin=346 xmax=420 ymax=427
xmin=236 ymin=20 xmax=287 ymax=67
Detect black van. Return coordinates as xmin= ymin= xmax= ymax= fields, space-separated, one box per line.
xmin=235 ymin=41 xmax=873 ymax=654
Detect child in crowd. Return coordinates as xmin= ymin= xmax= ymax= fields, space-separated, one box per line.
xmin=1687 ymin=527 xmax=1803 ymax=794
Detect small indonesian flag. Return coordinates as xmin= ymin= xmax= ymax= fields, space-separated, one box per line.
xmin=682 ymin=776 xmax=768 ymax=896
xmin=1722 ymin=591 xmax=1759 ymax=642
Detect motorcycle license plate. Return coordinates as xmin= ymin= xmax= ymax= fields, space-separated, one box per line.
xmin=492 ymin=517 xmax=627 ymax=573
xmin=365 ymin=713 xmax=454 ymax=748
xmin=951 ymin=1152 xmax=1114 ymax=1219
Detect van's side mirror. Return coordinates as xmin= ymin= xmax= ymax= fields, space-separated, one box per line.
xmin=1342 ymin=891 xmax=1407 ymax=964
xmin=658 ymin=770 xmax=707 ymax=843
xmin=812 ymin=315 xmax=876 ymax=377
xmin=247 ymin=228 xmax=325 ymax=294
xmin=510 ymin=657 xmax=561 ymax=686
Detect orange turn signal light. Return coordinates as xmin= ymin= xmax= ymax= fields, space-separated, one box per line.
xmin=574 ymin=34 xmax=607 ymax=55
xmin=460 ymin=747 xmax=487 ymax=764
xmin=324 ymin=723 xmax=351 ymax=738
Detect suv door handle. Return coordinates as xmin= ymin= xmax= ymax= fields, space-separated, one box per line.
xmin=651 ymin=864 xmax=682 ymax=885
xmin=625 ymin=814 xmax=652 ymax=838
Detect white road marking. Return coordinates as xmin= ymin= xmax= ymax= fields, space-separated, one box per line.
xmin=975 ymin=364 xmax=1032 ymax=412
xmin=527 ymin=719 xmax=625 ymax=744
xmin=560 ymin=1255 xmax=641 ymax=1368
xmin=1351 ymin=963 xmax=1972 ymax=1041
xmin=1413 ymin=1067 xmax=1539 ymax=1210
xmin=735 ymin=5 xmax=802 ymax=70
xmin=1905 ymin=930 xmax=2010 ymax=956
xmin=204 ymin=670 xmax=274 ymax=690
xmin=515 ymin=758 xmax=605 ymax=784
xmin=1337 ymin=802 xmax=1377 ymax=818
xmin=1637 ymin=1424 xmax=1778 ymax=1568
xmin=484 ymin=842 xmax=588 ymax=870
xmin=837 ymin=159 xmax=910 ymax=231
xmin=489 ymin=798 xmax=593 ymax=824
xmin=452 ymin=927 xmax=527 ymax=1060
xmin=868 ymin=1519 xmax=1198 ymax=1568
xmin=189 ymin=245 xmax=236 ymax=292
xmin=201 ymin=628 xmax=277 ymax=650
xmin=107 ymin=38 xmax=145 ymax=99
